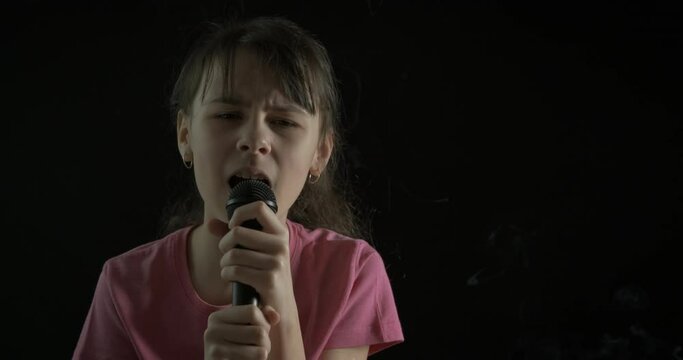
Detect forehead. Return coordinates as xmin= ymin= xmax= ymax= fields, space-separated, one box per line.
xmin=198 ymin=49 xmax=289 ymax=105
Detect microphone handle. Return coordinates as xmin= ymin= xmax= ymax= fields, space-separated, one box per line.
xmin=232 ymin=218 xmax=261 ymax=306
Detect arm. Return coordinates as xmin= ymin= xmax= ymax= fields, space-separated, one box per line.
xmin=73 ymin=263 xmax=138 ymax=359
xmin=267 ymin=299 xmax=306 ymax=359
xmin=323 ymin=250 xmax=404 ymax=356
xmin=321 ymin=346 xmax=370 ymax=360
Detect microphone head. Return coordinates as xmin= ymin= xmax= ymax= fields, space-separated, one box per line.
xmin=225 ymin=179 xmax=278 ymax=218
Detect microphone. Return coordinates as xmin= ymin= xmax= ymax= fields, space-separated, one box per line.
xmin=225 ymin=179 xmax=278 ymax=306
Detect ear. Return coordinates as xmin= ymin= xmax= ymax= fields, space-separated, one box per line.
xmin=176 ymin=110 xmax=192 ymax=161
xmin=310 ymin=132 xmax=333 ymax=176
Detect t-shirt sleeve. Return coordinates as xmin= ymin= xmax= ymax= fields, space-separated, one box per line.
xmin=73 ymin=262 xmax=138 ymax=359
xmin=325 ymin=249 xmax=404 ymax=355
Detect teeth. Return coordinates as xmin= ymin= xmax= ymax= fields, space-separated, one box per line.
xmin=231 ymin=174 xmax=269 ymax=188
xmin=236 ymin=175 xmax=267 ymax=180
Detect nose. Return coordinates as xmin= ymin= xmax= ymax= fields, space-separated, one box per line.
xmin=236 ymin=119 xmax=271 ymax=155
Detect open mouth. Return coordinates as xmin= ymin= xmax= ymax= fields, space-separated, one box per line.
xmin=229 ymin=175 xmax=271 ymax=189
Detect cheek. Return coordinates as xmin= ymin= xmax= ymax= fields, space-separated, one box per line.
xmin=285 ymin=147 xmax=316 ymax=176
xmin=275 ymin=175 xmax=306 ymax=217
xmin=192 ymin=126 xmax=233 ymax=166
xmin=193 ymin=156 xmax=222 ymax=202
xmin=277 ymin=151 xmax=314 ymax=200
xmin=191 ymin=131 xmax=231 ymax=212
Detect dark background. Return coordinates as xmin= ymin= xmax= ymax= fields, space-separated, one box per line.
xmin=4 ymin=0 xmax=682 ymax=358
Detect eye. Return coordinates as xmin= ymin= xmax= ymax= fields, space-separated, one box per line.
xmin=271 ymin=118 xmax=297 ymax=128
xmin=216 ymin=112 xmax=242 ymax=120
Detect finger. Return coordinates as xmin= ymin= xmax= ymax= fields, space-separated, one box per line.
xmin=261 ymin=305 xmax=281 ymax=326
xmin=205 ymin=322 xmax=271 ymax=346
xmin=219 ymin=247 xmax=282 ymax=271
xmin=209 ymin=304 xmax=269 ymax=326
xmin=218 ymin=226 xmax=285 ymax=254
xmin=220 ymin=265 xmax=272 ymax=292
xmin=205 ymin=344 xmax=269 ymax=360
xmin=227 ymin=201 xmax=284 ymax=234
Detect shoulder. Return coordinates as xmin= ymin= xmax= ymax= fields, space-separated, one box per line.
xmin=102 ymin=226 xmax=192 ymax=282
xmin=288 ymin=220 xmax=383 ymax=278
xmin=288 ymin=221 xmax=404 ymax=354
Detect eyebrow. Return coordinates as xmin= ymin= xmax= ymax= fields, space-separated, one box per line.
xmin=206 ymin=96 xmax=244 ymax=106
xmin=206 ymin=96 xmax=309 ymax=114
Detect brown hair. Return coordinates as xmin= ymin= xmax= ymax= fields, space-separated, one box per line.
xmin=159 ymin=16 xmax=369 ymax=240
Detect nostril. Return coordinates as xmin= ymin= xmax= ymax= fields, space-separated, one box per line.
xmin=237 ymin=136 xmax=270 ymax=154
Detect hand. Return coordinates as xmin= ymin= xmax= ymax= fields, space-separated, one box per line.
xmin=215 ymin=201 xmax=296 ymax=314
xmin=204 ymin=304 xmax=280 ymax=360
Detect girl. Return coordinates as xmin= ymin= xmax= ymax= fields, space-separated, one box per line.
xmin=74 ymin=16 xmax=403 ymax=359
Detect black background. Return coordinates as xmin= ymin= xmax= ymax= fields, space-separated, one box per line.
xmin=4 ymin=1 xmax=682 ymax=358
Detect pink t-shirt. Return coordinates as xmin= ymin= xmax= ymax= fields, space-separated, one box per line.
xmin=74 ymin=220 xmax=404 ymax=359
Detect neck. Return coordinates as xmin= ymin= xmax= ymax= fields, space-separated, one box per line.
xmin=187 ymin=223 xmax=232 ymax=305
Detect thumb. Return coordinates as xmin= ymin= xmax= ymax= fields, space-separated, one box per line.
xmin=261 ymin=305 xmax=281 ymax=326
xmin=208 ymin=218 xmax=229 ymax=237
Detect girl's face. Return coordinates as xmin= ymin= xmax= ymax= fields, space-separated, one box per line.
xmin=177 ymin=48 xmax=332 ymax=224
